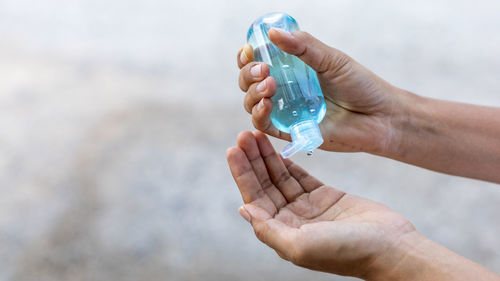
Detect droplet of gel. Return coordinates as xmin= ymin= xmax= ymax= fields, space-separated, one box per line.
xmin=306 ymin=151 xmax=313 ymax=156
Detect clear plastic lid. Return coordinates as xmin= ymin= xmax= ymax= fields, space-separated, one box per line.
xmin=281 ymin=120 xmax=323 ymax=158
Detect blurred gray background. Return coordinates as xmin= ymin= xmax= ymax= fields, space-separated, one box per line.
xmin=0 ymin=0 xmax=499 ymax=280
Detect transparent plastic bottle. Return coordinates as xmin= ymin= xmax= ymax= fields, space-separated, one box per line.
xmin=247 ymin=12 xmax=326 ymax=158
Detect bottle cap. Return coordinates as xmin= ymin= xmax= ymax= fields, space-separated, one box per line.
xmin=281 ymin=120 xmax=323 ymax=158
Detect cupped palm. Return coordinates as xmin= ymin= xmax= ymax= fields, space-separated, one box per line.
xmin=227 ymin=130 xmax=415 ymax=277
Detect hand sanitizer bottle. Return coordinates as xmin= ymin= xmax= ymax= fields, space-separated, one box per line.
xmin=247 ymin=12 xmax=326 ymax=158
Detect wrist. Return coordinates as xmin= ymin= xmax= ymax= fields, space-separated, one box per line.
xmin=361 ymin=231 xmax=428 ymax=281
xmin=363 ymin=230 xmax=498 ymax=281
xmin=379 ymin=88 xmax=430 ymax=160
xmin=363 ymin=231 xmax=453 ymax=281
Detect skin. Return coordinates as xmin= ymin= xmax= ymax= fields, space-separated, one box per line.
xmin=229 ymin=28 xmax=500 ymax=279
xmin=237 ymin=28 xmax=500 ymax=183
xmin=227 ymin=132 xmax=498 ymax=280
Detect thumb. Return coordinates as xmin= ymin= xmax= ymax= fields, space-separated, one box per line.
xmin=268 ymin=28 xmax=350 ymax=74
xmin=242 ymin=204 xmax=297 ymax=260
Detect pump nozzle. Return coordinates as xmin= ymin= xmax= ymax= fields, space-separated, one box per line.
xmin=280 ymin=120 xmax=323 ymax=158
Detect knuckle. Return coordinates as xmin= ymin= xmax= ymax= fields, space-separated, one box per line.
xmin=242 ymin=63 xmax=256 ymax=79
xmin=294 ymin=31 xmax=311 ymax=41
xmin=251 ymin=113 xmax=266 ymax=130
xmin=243 ymin=95 xmax=252 ymax=113
xmin=247 ymin=83 xmax=258 ymax=96
xmin=260 ymin=178 xmax=274 ymax=191
xmin=251 ymin=115 xmax=262 ymax=129
xmin=238 ymin=73 xmax=248 ymax=91
xmin=323 ymin=50 xmax=352 ymax=77
xmin=243 ymin=61 xmax=257 ymax=73
xmin=239 ymin=63 xmax=263 ymax=91
xmin=240 ymin=62 xmax=269 ymax=90
xmin=254 ymin=187 xmax=266 ymax=199
xmin=276 ymin=170 xmax=291 ymax=186
xmin=247 ymin=62 xmax=266 ymax=77
xmin=246 ymin=84 xmax=260 ymax=104
xmin=292 ymin=166 xmax=309 ymax=183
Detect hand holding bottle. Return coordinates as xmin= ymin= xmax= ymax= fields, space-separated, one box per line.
xmin=232 ymin=13 xmax=500 ymax=281
xmin=238 ymin=28 xmax=411 ymax=156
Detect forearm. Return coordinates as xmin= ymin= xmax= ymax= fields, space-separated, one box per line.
xmin=385 ymin=90 xmax=500 ymax=183
xmin=366 ymin=232 xmax=499 ymax=281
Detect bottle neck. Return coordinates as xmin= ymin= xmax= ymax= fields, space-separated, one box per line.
xmin=280 ymin=120 xmax=323 ymax=158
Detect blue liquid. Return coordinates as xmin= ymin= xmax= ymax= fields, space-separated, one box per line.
xmin=257 ymin=48 xmax=326 ymax=133
xmin=248 ymin=13 xmax=326 ymax=134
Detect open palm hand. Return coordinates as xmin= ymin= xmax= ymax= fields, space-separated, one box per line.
xmin=227 ymin=131 xmax=416 ymax=278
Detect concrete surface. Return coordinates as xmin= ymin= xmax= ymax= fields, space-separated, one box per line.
xmin=0 ymin=0 xmax=499 ymax=280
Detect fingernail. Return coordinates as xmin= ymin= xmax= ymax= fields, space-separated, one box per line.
xmin=271 ymin=28 xmax=293 ymax=38
xmin=238 ymin=206 xmax=251 ymax=222
xmin=256 ymin=79 xmax=267 ymax=92
xmin=256 ymin=98 xmax=264 ymax=112
xmin=250 ymin=64 xmax=262 ymax=77
xmin=240 ymin=50 xmax=249 ymax=65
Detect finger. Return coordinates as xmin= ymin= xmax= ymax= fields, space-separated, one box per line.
xmin=237 ymin=131 xmax=287 ymax=209
xmin=281 ymin=157 xmax=324 ymax=192
xmin=268 ymin=28 xmax=351 ymax=74
xmin=308 ymin=186 xmax=347 ymax=217
xmin=253 ymin=131 xmax=304 ymax=202
xmin=226 ymin=146 xmax=277 ymax=215
xmin=243 ymin=204 xmax=297 ymax=259
xmin=251 ymin=98 xmax=292 ymax=142
xmin=237 ymin=44 xmax=254 ymax=69
xmin=238 ymin=62 xmax=269 ymax=92
xmin=243 ymin=76 xmax=276 ymax=113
